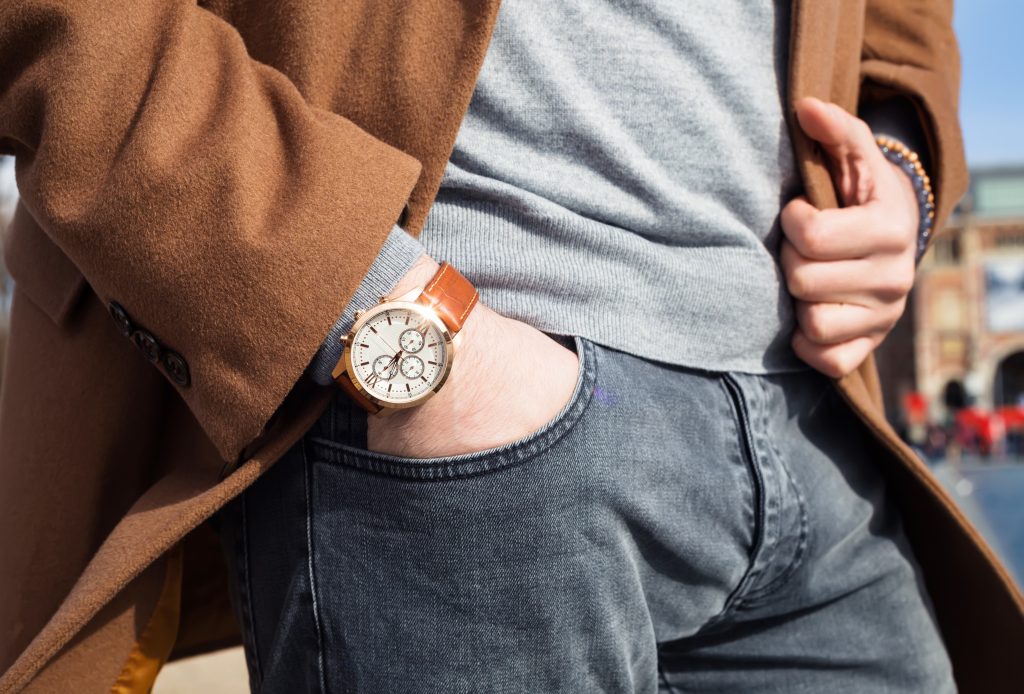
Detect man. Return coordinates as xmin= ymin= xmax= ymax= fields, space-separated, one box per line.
xmin=0 ymin=1 xmax=1021 ymax=692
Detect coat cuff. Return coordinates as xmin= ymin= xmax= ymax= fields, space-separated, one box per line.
xmin=307 ymin=224 xmax=427 ymax=385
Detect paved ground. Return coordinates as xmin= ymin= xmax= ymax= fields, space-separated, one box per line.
xmin=931 ymin=458 xmax=1024 ymax=586
xmin=153 ymin=647 xmax=248 ymax=693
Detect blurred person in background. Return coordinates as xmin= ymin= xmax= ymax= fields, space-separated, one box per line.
xmin=0 ymin=1 xmax=1022 ymax=693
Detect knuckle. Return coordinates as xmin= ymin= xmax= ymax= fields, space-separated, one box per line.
xmin=781 ymin=197 xmax=799 ymax=218
xmin=801 ymin=304 xmax=831 ymax=343
xmin=850 ymin=118 xmax=873 ymax=146
xmin=780 ymin=198 xmax=807 ymax=233
xmin=779 ymin=237 xmax=796 ymax=267
xmin=823 ymin=353 xmax=850 ymax=378
xmin=856 ymin=171 xmax=875 ymax=203
xmin=782 ymin=198 xmax=816 ymax=233
xmin=886 ymin=266 xmax=916 ymax=297
xmin=898 ymin=271 xmax=916 ymax=296
xmin=892 ymin=294 xmax=909 ymax=321
xmin=889 ymin=218 xmax=916 ymax=250
xmin=878 ymin=296 xmax=908 ymax=332
xmin=801 ymin=219 xmax=830 ymax=257
xmin=787 ymin=265 xmax=813 ymax=298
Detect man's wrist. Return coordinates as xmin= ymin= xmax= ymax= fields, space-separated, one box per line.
xmin=388 ymin=255 xmax=491 ymax=372
xmin=385 ymin=254 xmax=441 ymax=300
xmin=875 ymin=134 xmax=936 ymax=265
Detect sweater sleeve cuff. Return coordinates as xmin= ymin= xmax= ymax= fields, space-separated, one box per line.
xmin=307 ymin=224 xmax=427 ymax=385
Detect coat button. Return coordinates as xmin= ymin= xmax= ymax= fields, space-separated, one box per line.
xmin=109 ymin=302 xmax=133 ymax=338
xmin=162 ymin=350 xmax=191 ymax=388
xmin=132 ymin=330 xmax=162 ymax=364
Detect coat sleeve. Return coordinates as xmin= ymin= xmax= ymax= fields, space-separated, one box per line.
xmin=858 ymin=0 xmax=968 ymax=250
xmin=0 ymin=1 xmax=422 ymax=461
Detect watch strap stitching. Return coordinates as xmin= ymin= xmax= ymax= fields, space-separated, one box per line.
xmin=457 ymin=288 xmax=479 ymax=324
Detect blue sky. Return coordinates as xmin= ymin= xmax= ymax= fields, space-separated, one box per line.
xmin=954 ymin=1 xmax=1024 ymax=167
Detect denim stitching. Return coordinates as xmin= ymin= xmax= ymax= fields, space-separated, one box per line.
xmin=754 ymin=372 xmax=786 ymax=594
xmin=703 ymin=373 xmax=768 ymax=629
xmin=730 ymin=373 xmax=781 ymax=607
xmin=307 ymin=337 xmax=597 ymax=481
xmin=736 ymin=376 xmax=810 ymax=606
xmin=238 ymin=490 xmax=263 ymax=689
xmin=658 ymin=660 xmax=682 ymax=694
xmin=303 ymin=439 xmax=328 ymax=693
xmin=328 ymin=388 xmax=336 ymax=441
xmin=771 ymin=378 xmax=811 ymax=580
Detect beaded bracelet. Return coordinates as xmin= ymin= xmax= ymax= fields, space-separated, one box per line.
xmin=875 ymin=134 xmax=936 ymax=265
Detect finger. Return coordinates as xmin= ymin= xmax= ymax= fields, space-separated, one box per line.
xmin=794 ymin=97 xmax=888 ymax=205
xmin=794 ymin=298 xmax=905 ymax=345
xmin=780 ymin=237 xmax=915 ymax=304
xmin=780 ymin=195 xmax=910 ymax=260
xmin=791 ymin=329 xmax=879 ymax=379
xmin=795 ymin=97 xmax=880 ymax=163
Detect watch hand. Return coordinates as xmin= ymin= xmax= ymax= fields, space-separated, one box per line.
xmin=369 ymin=330 xmax=401 ymax=356
xmin=386 ymin=350 xmax=403 ymax=379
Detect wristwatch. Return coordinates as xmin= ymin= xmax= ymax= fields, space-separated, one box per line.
xmin=331 ymin=261 xmax=479 ymax=414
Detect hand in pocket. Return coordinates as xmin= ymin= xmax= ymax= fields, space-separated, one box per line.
xmin=366 ymin=302 xmax=580 ymax=459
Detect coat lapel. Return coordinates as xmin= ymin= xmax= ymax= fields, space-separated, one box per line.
xmin=787 ymin=1 xmax=900 ymax=444
xmin=785 ymin=0 xmax=841 ymax=215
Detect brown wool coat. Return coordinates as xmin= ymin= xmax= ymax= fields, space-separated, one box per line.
xmin=0 ymin=0 xmax=1021 ymax=691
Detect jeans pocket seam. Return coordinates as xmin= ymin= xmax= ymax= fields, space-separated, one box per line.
xmin=237 ymin=490 xmax=263 ymax=689
xmin=308 ymin=336 xmax=597 ymax=481
xmin=736 ymin=379 xmax=810 ymax=606
xmin=302 ymin=438 xmax=329 ymax=693
xmin=705 ymin=372 xmax=768 ymax=628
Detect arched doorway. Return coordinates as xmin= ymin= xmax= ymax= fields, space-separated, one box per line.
xmin=994 ymin=350 xmax=1024 ymax=407
xmin=943 ymin=379 xmax=968 ymax=411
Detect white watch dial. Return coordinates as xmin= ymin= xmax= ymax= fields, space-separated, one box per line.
xmin=348 ymin=306 xmax=449 ymax=405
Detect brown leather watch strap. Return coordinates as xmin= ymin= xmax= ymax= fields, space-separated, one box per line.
xmin=416 ymin=261 xmax=479 ymax=334
xmin=336 ymin=261 xmax=477 ymax=414
xmin=337 ymin=370 xmax=382 ymax=414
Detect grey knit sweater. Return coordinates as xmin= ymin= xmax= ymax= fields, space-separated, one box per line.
xmin=308 ymin=0 xmax=927 ymax=385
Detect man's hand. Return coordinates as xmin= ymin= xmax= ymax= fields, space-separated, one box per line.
xmin=364 ymin=255 xmax=580 ymax=459
xmin=780 ymin=96 xmax=921 ymax=379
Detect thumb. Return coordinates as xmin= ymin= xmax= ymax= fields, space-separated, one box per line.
xmin=795 ymin=96 xmax=886 ymax=205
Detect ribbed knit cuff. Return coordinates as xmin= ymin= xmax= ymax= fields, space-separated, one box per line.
xmin=306 ymin=224 xmax=427 ymax=385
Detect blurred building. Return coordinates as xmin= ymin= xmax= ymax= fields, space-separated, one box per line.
xmin=876 ymin=166 xmax=1024 ymax=429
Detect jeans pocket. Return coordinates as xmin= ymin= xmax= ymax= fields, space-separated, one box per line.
xmin=306 ymin=334 xmax=597 ymax=480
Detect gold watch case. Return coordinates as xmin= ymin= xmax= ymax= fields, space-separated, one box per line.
xmin=334 ymin=299 xmax=458 ymax=411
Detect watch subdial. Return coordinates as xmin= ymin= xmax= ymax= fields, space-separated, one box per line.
xmin=399 ymin=327 xmax=426 ymax=354
xmin=400 ymin=355 xmax=425 ymax=380
xmin=372 ymin=354 xmax=400 ymax=381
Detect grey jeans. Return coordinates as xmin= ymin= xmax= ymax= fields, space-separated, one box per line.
xmin=219 ymin=334 xmax=955 ymax=693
